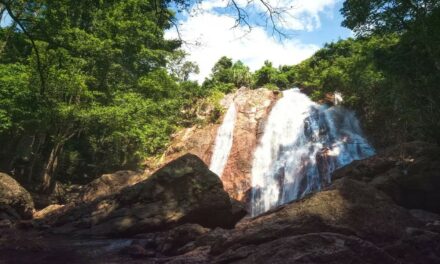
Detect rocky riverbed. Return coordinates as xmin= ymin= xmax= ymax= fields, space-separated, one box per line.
xmin=1 ymin=142 xmax=440 ymax=263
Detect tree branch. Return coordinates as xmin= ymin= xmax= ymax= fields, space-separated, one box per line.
xmin=0 ymin=0 xmax=47 ymax=95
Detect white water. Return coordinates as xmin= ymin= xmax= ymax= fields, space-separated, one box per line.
xmin=334 ymin=91 xmax=343 ymax=105
xmin=209 ymin=103 xmax=237 ymax=177
xmin=251 ymin=88 xmax=374 ymax=216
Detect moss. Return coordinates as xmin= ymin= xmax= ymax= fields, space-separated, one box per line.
xmin=207 ymin=90 xmax=226 ymax=123
xmin=263 ymin=83 xmax=280 ymax=91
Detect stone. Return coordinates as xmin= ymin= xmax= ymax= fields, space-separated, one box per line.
xmin=33 ymin=204 xmax=65 ymax=219
xmin=50 ymin=154 xmax=246 ymax=237
xmin=384 ymin=227 xmax=440 ymax=264
xmin=158 ymin=223 xmax=210 ymax=255
xmin=213 ymin=233 xmax=399 ymax=264
xmin=80 ymin=170 xmax=147 ymax=202
xmin=211 ymin=178 xmax=418 ymax=257
xmin=120 ymin=244 xmax=151 ymax=258
xmin=0 ymin=172 xmax=34 ymax=220
xmin=332 ymin=141 xmax=440 ymax=213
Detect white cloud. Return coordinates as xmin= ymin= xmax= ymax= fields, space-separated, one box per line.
xmin=279 ymin=0 xmax=339 ymax=30
xmin=196 ymin=0 xmax=339 ymax=31
xmin=166 ymin=0 xmax=339 ymax=82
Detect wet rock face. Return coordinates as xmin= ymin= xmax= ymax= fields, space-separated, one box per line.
xmin=332 ymin=141 xmax=440 ymax=214
xmin=221 ymin=88 xmax=278 ymax=204
xmin=50 ymin=154 xmax=246 ymax=237
xmin=0 ymin=172 xmax=34 ymax=221
xmin=152 ymin=88 xmax=279 ymax=206
xmin=160 ymin=124 xmax=220 ymax=169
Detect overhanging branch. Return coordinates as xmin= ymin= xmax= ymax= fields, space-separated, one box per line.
xmin=0 ymin=0 xmax=47 ymax=95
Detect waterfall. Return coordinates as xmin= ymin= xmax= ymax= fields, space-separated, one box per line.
xmin=251 ymin=88 xmax=374 ymax=216
xmin=334 ymin=91 xmax=343 ymax=105
xmin=209 ymin=103 xmax=237 ymax=177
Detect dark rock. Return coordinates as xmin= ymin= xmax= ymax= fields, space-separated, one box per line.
xmin=0 ymin=219 xmax=13 ymax=229
xmin=409 ymin=209 xmax=440 ymax=224
xmin=212 ymin=178 xmax=417 ymax=256
xmin=213 ymin=233 xmax=399 ymax=264
xmin=50 ymin=154 xmax=246 ymax=237
xmin=80 ymin=170 xmax=147 ymax=202
xmin=162 ymin=246 xmax=211 ymax=264
xmin=230 ymin=199 xmax=248 ymax=224
xmin=120 ymin=244 xmax=152 ymax=258
xmin=409 ymin=209 xmax=440 ymax=233
xmin=332 ymin=141 xmax=440 ymax=214
xmin=0 ymin=172 xmax=34 ymax=220
xmin=158 ymin=223 xmax=210 ymax=255
xmin=31 ymin=182 xmax=83 ymax=209
xmin=384 ymin=227 xmax=440 ymax=264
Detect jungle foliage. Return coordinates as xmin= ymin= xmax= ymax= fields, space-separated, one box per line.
xmin=1 ymin=0 xmax=438 ymax=192
xmin=0 ymin=0 xmax=203 ymax=190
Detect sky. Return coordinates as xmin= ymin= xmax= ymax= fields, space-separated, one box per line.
xmin=165 ymin=0 xmax=353 ymax=82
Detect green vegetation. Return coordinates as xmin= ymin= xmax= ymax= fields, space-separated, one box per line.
xmin=1 ymin=0 xmax=438 ymax=193
xmin=0 ymin=0 xmax=202 ymax=190
xmin=202 ymin=57 xmax=293 ymax=92
xmin=202 ymin=0 xmax=440 ymax=146
xmin=202 ymin=56 xmax=252 ymax=93
xmin=292 ymin=0 xmax=440 ymax=145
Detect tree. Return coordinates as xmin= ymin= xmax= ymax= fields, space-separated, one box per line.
xmin=339 ymin=0 xmax=440 ymax=144
xmin=167 ymin=51 xmax=200 ymax=82
xmin=0 ymin=0 xmax=192 ymax=191
xmin=253 ymin=60 xmax=277 ymax=88
xmin=203 ymin=56 xmax=252 ymax=93
xmin=341 ymin=0 xmax=440 ymax=36
xmin=231 ymin=61 xmax=252 ymax=88
xmin=341 ymin=0 xmax=440 ymax=71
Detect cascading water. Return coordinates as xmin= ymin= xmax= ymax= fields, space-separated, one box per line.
xmin=251 ymin=88 xmax=375 ymax=216
xmin=209 ymin=103 xmax=237 ymax=177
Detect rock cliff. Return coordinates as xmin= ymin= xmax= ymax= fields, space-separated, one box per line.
xmin=154 ymin=87 xmax=279 ymax=204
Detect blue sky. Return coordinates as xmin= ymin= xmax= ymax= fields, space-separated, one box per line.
xmin=298 ymin=7 xmax=352 ymax=45
xmin=1 ymin=0 xmax=351 ymax=83
xmin=166 ymin=0 xmax=352 ymax=82
xmin=0 ymin=13 xmax=11 ymax=27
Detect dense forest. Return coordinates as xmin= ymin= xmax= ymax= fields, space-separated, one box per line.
xmin=1 ymin=0 xmax=439 ymax=193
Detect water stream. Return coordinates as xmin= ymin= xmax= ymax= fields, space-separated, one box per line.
xmin=209 ymin=103 xmax=237 ymax=177
xmin=250 ymin=88 xmax=374 ymax=216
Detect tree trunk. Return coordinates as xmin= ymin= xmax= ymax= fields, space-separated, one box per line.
xmin=27 ymin=133 xmax=46 ymax=184
xmin=40 ymin=142 xmax=63 ymax=193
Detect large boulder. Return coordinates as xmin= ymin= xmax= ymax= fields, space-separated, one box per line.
xmin=205 ymin=177 xmax=440 ymax=264
xmin=213 ymin=233 xmax=399 ymax=264
xmin=0 ymin=172 xmax=34 ymax=221
xmin=50 ymin=154 xmax=246 ymax=237
xmin=333 ymin=141 xmax=440 ymax=213
xmin=79 ymin=170 xmax=147 ymax=202
xmin=211 ymin=178 xmax=418 ymax=255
